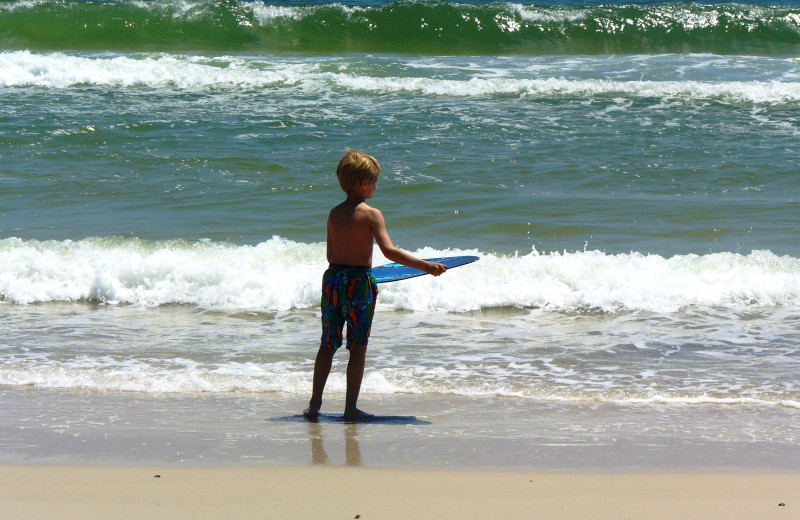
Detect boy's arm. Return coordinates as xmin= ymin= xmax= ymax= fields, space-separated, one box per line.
xmin=370 ymin=207 xmax=446 ymax=276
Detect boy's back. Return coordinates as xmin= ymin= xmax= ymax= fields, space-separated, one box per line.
xmin=327 ymin=199 xmax=378 ymax=267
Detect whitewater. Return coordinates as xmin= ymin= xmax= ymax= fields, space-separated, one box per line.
xmin=3 ymin=51 xmax=800 ymax=105
xmin=1 ymin=236 xmax=799 ymax=312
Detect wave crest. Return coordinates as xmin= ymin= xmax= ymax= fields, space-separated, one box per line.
xmin=1 ymin=236 xmax=798 ymax=313
xmin=2 ymin=51 xmax=798 ymax=105
xmin=1 ymin=0 xmax=799 ymax=55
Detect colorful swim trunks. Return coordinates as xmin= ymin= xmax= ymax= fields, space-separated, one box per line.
xmin=320 ymin=264 xmax=379 ymax=351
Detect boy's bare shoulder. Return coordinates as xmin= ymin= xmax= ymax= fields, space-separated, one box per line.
xmin=329 ymin=201 xmax=382 ymax=220
xmin=357 ymin=202 xmax=382 ymax=217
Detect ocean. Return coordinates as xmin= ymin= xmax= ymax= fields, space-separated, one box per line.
xmin=1 ymin=0 xmax=799 ymax=470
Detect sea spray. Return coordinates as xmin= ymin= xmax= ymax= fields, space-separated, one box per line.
xmin=2 ymin=236 xmax=798 ymax=312
xmin=3 ymin=51 xmax=800 ymax=106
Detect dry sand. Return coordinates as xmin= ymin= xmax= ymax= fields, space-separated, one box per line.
xmin=1 ymin=465 xmax=798 ymax=520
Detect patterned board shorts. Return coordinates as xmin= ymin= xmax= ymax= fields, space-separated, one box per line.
xmin=320 ymin=264 xmax=379 ymax=351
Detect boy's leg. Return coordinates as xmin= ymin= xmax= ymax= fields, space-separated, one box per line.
xmin=342 ymin=271 xmax=377 ymax=421
xmin=344 ymin=343 xmax=368 ymax=420
xmin=305 ymin=345 xmax=335 ymax=418
xmin=308 ymin=264 xmax=343 ymax=418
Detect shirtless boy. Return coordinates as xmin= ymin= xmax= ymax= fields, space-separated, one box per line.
xmin=304 ymin=149 xmax=447 ymax=421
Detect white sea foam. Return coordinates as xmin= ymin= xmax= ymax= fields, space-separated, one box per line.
xmin=0 ymin=51 xmax=304 ymax=89
xmin=0 ymin=236 xmax=321 ymax=310
xmin=0 ymin=0 xmax=50 ymax=12
xmin=0 ymin=358 xmax=311 ymax=394
xmin=2 ymin=357 xmax=797 ymax=409
xmin=333 ymin=75 xmax=800 ymax=104
xmin=513 ymin=4 xmax=589 ymax=23
xmin=249 ymin=2 xmax=363 ymax=23
xmin=249 ymin=4 xmax=306 ymax=22
xmin=1 ymin=236 xmax=799 ymax=312
xmin=2 ymin=51 xmax=799 ymax=104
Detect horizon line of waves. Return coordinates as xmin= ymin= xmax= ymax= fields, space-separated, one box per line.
xmin=1 ymin=1 xmax=800 ymax=55
xmin=2 ymin=51 xmax=799 ymax=105
xmin=1 ymin=236 xmax=799 ymax=313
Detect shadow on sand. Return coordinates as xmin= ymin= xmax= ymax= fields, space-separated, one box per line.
xmin=269 ymin=413 xmax=431 ymax=425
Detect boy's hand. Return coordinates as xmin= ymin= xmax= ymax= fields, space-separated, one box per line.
xmin=426 ymin=262 xmax=447 ymax=277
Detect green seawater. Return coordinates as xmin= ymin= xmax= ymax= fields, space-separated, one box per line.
xmin=2 ymin=49 xmax=799 ymax=255
xmin=3 ymin=0 xmax=800 ymax=55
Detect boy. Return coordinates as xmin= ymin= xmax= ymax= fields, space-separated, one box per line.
xmin=304 ymin=149 xmax=447 ymax=421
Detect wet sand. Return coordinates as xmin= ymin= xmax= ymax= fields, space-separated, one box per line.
xmin=3 ymin=388 xmax=799 ymax=471
xmin=3 ymin=385 xmax=799 ymax=519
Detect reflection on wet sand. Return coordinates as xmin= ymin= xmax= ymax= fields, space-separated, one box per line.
xmin=309 ymin=422 xmax=361 ymax=466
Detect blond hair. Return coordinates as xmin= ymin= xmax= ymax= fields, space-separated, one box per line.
xmin=336 ymin=148 xmax=381 ymax=195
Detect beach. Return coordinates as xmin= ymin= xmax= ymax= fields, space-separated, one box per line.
xmin=3 ymin=375 xmax=799 ymax=517
xmin=2 ymin=0 xmax=800 ymax=515
xmin=2 ymin=465 xmax=799 ymax=520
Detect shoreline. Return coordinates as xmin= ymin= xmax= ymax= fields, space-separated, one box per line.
xmin=1 ymin=465 xmax=798 ymax=520
xmin=2 ymin=387 xmax=799 ymax=471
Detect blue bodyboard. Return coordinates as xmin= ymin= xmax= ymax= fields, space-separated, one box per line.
xmin=372 ymin=255 xmax=479 ymax=283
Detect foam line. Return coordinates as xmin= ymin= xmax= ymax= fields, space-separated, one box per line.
xmin=1 ymin=237 xmax=798 ymax=312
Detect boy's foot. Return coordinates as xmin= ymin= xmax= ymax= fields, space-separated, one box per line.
xmin=303 ymin=399 xmax=321 ymax=420
xmin=343 ymin=408 xmax=374 ymax=423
